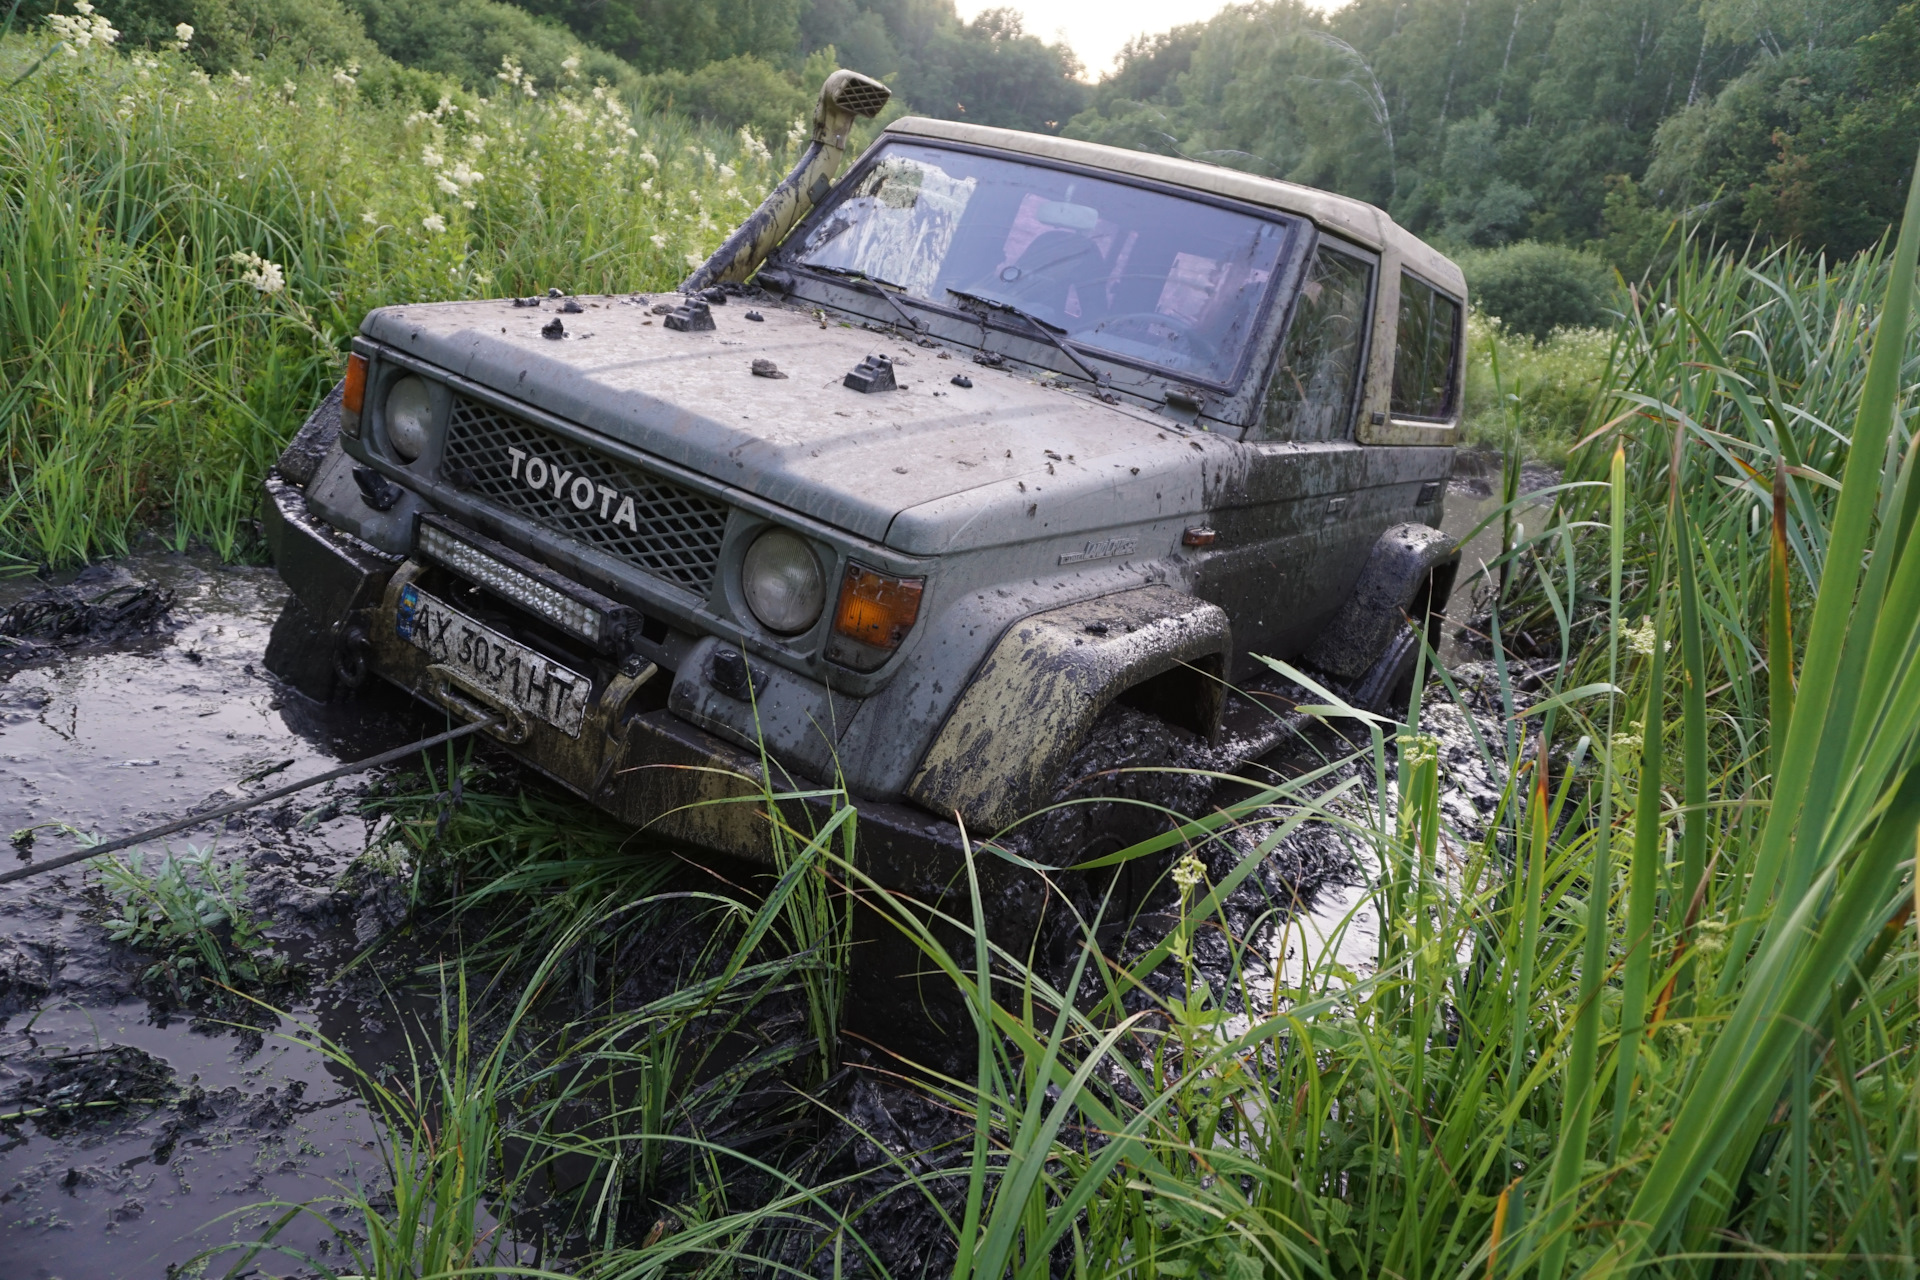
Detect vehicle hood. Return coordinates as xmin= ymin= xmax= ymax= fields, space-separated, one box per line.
xmin=362 ymin=296 xmax=1233 ymax=553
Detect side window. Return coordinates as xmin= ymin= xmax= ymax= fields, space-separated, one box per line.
xmin=1391 ymin=273 xmax=1462 ymax=420
xmin=1258 ymin=244 xmax=1373 ymax=442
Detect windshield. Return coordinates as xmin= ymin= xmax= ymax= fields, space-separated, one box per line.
xmin=790 ymin=142 xmax=1294 ymax=387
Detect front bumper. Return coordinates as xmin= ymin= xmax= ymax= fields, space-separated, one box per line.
xmin=264 ymin=475 xmax=971 ymax=890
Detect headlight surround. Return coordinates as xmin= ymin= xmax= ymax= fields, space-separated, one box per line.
xmin=741 ymin=528 xmax=825 ymax=634
xmin=384 ymin=375 xmax=433 ymax=462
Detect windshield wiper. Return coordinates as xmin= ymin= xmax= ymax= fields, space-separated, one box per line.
xmin=797 ymin=264 xmax=928 ymax=334
xmin=944 ymin=288 xmax=1109 ymax=387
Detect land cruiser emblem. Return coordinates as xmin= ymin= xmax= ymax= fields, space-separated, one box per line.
xmin=1059 ymin=537 xmax=1137 ymax=565
xmin=505 ymin=446 xmax=643 ymax=532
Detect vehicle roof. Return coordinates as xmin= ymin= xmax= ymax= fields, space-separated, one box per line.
xmin=882 ymin=116 xmax=1466 ymax=298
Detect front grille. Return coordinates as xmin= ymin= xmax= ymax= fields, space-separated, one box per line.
xmin=441 ymin=394 xmax=730 ymax=593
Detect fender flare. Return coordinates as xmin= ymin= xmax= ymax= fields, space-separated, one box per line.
xmin=1305 ymin=522 xmax=1460 ymax=681
xmin=906 ymin=585 xmax=1230 ymax=832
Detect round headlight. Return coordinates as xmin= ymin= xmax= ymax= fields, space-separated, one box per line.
xmin=742 ymin=528 xmax=825 ymax=634
xmin=384 ymin=375 xmax=433 ymax=462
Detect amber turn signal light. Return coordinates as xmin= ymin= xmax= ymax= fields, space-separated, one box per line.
xmin=343 ymin=352 xmax=368 ymax=413
xmin=832 ymin=563 xmax=923 ymax=650
xmin=340 ymin=352 xmax=369 ymax=438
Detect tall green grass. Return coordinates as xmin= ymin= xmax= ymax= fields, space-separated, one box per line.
xmin=0 ymin=13 xmax=791 ymax=569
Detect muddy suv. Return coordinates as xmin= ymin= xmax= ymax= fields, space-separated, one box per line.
xmin=263 ymin=72 xmax=1463 ymax=926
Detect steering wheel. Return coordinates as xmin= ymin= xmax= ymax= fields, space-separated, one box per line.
xmin=1085 ymin=311 xmax=1218 ymax=362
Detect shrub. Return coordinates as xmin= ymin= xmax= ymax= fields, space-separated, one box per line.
xmin=642 ymin=53 xmax=810 ymax=141
xmin=1461 ymin=311 xmax=1611 ymax=462
xmin=1457 ymin=239 xmax=1614 ymax=341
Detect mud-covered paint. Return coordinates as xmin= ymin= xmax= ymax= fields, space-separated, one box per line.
xmin=906 ymin=585 xmax=1229 ymax=831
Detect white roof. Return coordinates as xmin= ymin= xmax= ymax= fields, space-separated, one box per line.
xmin=883 ymin=116 xmax=1465 ymax=297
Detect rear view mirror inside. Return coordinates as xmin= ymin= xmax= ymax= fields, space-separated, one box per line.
xmin=1036 ymin=200 xmax=1098 ymax=231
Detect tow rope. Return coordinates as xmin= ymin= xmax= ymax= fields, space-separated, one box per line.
xmin=0 ymin=715 xmax=502 ymax=886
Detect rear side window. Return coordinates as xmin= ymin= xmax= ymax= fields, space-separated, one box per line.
xmin=1391 ymin=273 xmax=1461 ymax=420
xmin=1259 ymin=244 xmax=1373 ymax=442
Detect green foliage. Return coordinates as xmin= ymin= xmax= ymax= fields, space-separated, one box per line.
xmin=514 ymin=0 xmax=806 ymax=75
xmin=95 ymin=845 xmax=286 ymax=997
xmin=344 ymin=0 xmax=642 ymax=97
xmin=1646 ymin=0 xmax=1917 ymax=255
xmin=0 ymin=14 xmax=787 ymax=568
xmin=66 ymin=0 xmax=384 ymax=75
xmin=1063 ymin=0 xmax=1917 ymax=265
xmin=801 ymin=0 xmax=1087 ymax=134
xmin=1462 ymin=311 xmax=1611 ymax=460
xmin=1457 ymin=239 xmax=1614 ymax=341
xmin=643 ymin=53 xmax=812 ymax=140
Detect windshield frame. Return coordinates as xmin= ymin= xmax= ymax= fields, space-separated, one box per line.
xmin=767 ymin=137 xmax=1306 ymax=397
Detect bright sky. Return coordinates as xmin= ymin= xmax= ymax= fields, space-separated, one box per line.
xmin=955 ymin=0 xmax=1343 ymax=79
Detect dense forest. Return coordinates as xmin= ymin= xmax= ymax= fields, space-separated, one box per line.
xmin=21 ymin=0 xmax=1918 ymax=264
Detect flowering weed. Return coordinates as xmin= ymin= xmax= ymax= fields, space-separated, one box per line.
xmin=0 ymin=5 xmax=794 ymax=569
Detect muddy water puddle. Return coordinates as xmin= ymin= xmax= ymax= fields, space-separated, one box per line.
xmin=0 ymin=552 xmax=444 ymax=1278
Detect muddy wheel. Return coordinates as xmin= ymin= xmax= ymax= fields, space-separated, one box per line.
xmin=1017 ymin=703 xmax=1217 ymax=971
xmin=1346 ymin=619 xmax=1422 ymax=716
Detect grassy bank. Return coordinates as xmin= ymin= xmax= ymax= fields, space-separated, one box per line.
xmin=0 ymin=19 xmax=791 ymax=569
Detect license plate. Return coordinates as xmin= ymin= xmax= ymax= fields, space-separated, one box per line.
xmin=395 ymin=584 xmax=591 ymax=737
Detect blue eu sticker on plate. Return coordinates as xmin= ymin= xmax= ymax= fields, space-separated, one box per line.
xmin=396 ymin=584 xmax=422 ymax=640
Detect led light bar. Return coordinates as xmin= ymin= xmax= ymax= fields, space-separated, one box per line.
xmin=417 ymin=518 xmax=605 ymax=646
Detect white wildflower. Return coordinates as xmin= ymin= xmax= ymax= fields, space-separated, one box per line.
xmin=1172 ymin=852 xmax=1206 ymax=895
xmin=649 ymin=234 xmax=667 ymax=248
xmin=1609 ymin=722 xmax=1644 ymax=761
xmin=736 ymin=127 xmax=771 ymax=162
xmin=188 ymin=67 xmax=210 ymax=86
xmin=361 ymin=209 xmax=378 ymax=225
xmin=1626 ymin=617 xmax=1662 ymax=658
xmin=48 ymin=10 xmax=116 ymax=50
xmin=786 ymin=115 xmax=807 ymax=147
xmin=718 ymin=163 xmax=735 ymax=180
xmin=421 ymin=146 xmax=443 ymax=168
xmin=169 ymin=21 xmax=193 ymax=50
xmin=436 ymin=173 xmax=461 ymax=196
xmin=228 ymin=250 xmax=285 ymax=295
xmin=461 ymin=199 xmax=476 ymax=210
xmin=637 ymin=150 xmax=657 ymax=167
xmin=683 ymin=252 xmax=704 ymax=268
xmin=449 ymin=160 xmax=483 ymax=185
xmin=701 ymin=148 xmax=716 ymax=169
xmin=282 ymin=81 xmax=297 ymax=98
xmin=333 ymin=63 xmax=358 ymax=89
xmin=229 ymin=70 xmax=252 ymax=86
xmin=73 ymin=0 xmax=92 ymax=13
xmin=561 ymin=54 xmax=580 ymax=79
xmin=421 ymin=213 xmax=447 ymax=234
xmin=473 ymin=271 xmax=492 ymax=286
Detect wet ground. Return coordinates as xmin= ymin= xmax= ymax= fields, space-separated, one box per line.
xmin=0 ymin=457 xmax=1555 ymax=1277
xmin=0 ymin=554 xmax=440 ymax=1279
